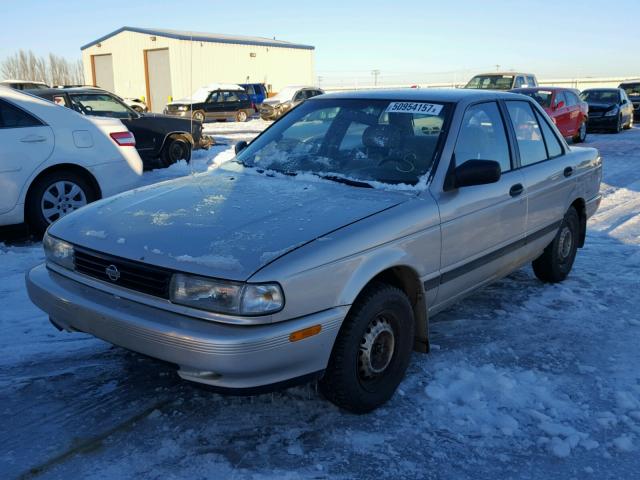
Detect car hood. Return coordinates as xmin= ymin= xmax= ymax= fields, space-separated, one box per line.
xmin=49 ymin=163 xmax=411 ymax=281
xmin=586 ymin=102 xmax=618 ymax=113
xmin=261 ymin=98 xmax=288 ymax=107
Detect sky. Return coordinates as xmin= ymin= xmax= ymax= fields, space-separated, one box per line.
xmin=1 ymin=0 xmax=638 ymax=86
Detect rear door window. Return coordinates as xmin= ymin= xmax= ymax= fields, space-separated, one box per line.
xmin=526 ymin=76 xmax=536 ymax=86
xmin=454 ymin=101 xmax=511 ymax=172
xmin=534 ymin=111 xmax=563 ymax=158
xmin=0 ymin=99 xmax=43 ymax=128
xmin=505 ymin=101 xmax=548 ymax=166
xmin=514 ymin=77 xmax=525 ymax=88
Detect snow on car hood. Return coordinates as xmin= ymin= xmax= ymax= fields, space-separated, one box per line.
xmin=49 ymin=163 xmax=411 ymax=281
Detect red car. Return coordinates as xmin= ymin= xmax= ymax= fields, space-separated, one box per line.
xmin=511 ymin=87 xmax=589 ymax=143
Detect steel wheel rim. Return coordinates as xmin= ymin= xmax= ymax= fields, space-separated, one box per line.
xmin=169 ymin=141 xmax=184 ymax=161
xmin=237 ymin=111 xmax=247 ymax=121
xmin=358 ymin=315 xmax=395 ymax=380
xmin=41 ymin=181 xmax=87 ymax=224
xmin=194 ymin=112 xmax=204 ymax=122
xmin=558 ymin=226 xmax=573 ymax=260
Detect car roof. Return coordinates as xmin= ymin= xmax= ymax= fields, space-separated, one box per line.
xmin=512 ymin=86 xmax=580 ymax=94
xmin=581 ymin=88 xmax=621 ymax=92
xmin=472 ymin=72 xmax=535 ymax=77
xmin=201 ymin=83 xmax=244 ymax=91
xmin=27 ymin=87 xmax=108 ymax=95
xmin=314 ymin=88 xmax=522 ymax=103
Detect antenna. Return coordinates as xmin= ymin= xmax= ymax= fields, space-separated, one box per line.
xmin=189 ymin=31 xmax=194 ymax=176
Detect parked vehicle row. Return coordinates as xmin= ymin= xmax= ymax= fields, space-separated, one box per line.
xmin=27 ymin=87 xmax=213 ymax=169
xmin=581 ymin=88 xmax=634 ymax=133
xmin=0 ymin=86 xmax=143 ymax=235
xmin=27 ymin=88 xmax=602 ymax=413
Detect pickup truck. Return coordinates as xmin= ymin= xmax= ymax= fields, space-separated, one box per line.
xmin=26 ymin=89 xmax=602 ymax=413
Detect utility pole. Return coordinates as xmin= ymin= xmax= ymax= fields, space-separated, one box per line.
xmin=317 ymin=75 xmax=323 ymax=88
xmin=495 ymin=64 xmax=501 ymax=72
xmin=371 ymin=69 xmax=381 ymax=87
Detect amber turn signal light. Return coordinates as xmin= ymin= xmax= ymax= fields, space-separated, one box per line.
xmin=289 ymin=324 xmax=322 ymax=342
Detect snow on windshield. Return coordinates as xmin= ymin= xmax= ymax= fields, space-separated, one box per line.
xmin=236 ymin=98 xmax=448 ymax=188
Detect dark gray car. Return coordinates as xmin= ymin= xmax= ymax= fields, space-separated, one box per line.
xmin=27 ymin=89 xmax=601 ymax=412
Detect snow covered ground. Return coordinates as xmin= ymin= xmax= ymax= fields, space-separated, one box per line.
xmin=2 ymin=121 xmax=640 ymax=479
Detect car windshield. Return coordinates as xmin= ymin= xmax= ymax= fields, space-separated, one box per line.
xmin=270 ymin=87 xmax=299 ymax=101
xmin=580 ymin=90 xmax=620 ymax=104
xmin=621 ymin=83 xmax=640 ymax=96
xmin=235 ymin=98 xmax=450 ymax=186
xmin=465 ymin=75 xmax=515 ymax=90
xmin=518 ymin=90 xmax=553 ymax=108
xmin=69 ymin=93 xmax=133 ymax=118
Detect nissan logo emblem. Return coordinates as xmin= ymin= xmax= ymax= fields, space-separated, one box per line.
xmin=105 ymin=264 xmax=120 ymax=282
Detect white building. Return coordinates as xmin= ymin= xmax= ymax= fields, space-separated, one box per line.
xmin=81 ymin=26 xmax=316 ymax=112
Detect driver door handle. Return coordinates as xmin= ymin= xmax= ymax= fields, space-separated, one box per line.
xmin=509 ymin=183 xmax=524 ymax=197
xmin=564 ymin=167 xmax=574 ymax=178
xmin=20 ymin=135 xmax=47 ymax=143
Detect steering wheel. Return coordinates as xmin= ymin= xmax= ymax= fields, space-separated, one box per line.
xmin=377 ymin=153 xmax=416 ymax=173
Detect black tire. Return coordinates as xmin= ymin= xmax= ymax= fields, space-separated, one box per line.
xmin=532 ymin=207 xmax=580 ymax=283
xmin=26 ymin=170 xmax=97 ymax=237
xmin=192 ymin=110 xmax=205 ymax=123
xmin=613 ymin=114 xmax=623 ymax=133
xmin=235 ymin=110 xmax=248 ymax=122
xmin=572 ymin=121 xmax=587 ymax=143
xmin=319 ymin=282 xmax=415 ymax=413
xmin=160 ymin=138 xmax=191 ymax=168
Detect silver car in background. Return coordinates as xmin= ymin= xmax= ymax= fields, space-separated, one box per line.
xmin=27 ymin=89 xmax=602 ymax=413
xmin=259 ymin=85 xmax=324 ymax=120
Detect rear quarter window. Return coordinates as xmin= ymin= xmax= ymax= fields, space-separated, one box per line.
xmin=0 ymin=99 xmax=44 ymax=128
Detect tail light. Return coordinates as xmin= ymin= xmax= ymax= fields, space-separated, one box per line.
xmin=110 ymin=131 xmax=136 ymax=147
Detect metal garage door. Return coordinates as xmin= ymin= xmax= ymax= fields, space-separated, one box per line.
xmin=92 ymin=54 xmax=115 ymax=92
xmin=145 ymin=49 xmax=172 ymax=113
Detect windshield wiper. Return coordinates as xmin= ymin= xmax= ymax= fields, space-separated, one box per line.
xmin=314 ymin=173 xmax=373 ymax=188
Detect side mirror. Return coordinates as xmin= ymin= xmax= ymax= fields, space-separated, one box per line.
xmin=622 ymin=98 xmax=628 ymax=105
xmin=235 ymin=140 xmax=248 ymax=155
xmin=449 ymin=159 xmax=501 ymax=189
xmin=555 ymin=101 xmax=565 ymax=110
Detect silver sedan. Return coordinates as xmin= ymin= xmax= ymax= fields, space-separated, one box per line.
xmin=27 ymin=89 xmax=602 ymax=413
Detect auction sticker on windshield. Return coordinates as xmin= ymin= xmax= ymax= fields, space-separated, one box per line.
xmin=385 ymin=102 xmax=443 ymax=115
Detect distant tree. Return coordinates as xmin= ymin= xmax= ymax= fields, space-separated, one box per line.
xmin=0 ymin=49 xmax=84 ymax=86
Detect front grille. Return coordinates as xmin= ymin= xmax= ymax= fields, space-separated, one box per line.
xmin=74 ymin=247 xmax=172 ymax=299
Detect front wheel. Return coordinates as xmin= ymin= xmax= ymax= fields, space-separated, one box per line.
xmin=624 ymin=115 xmax=633 ymax=130
xmin=192 ymin=110 xmax=205 ymax=123
xmin=532 ymin=207 xmax=580 ymax=283
xmin=572 ymin=121 xmax=587 ymax=143
xmin=319 ymin=282 xmax=415 ymax=413
xmin=235 ymin=110 xmax=248 ymax=122
xmin=613 ymin=114 xmax=623 ymax=133
xmin=160 ymin=138 xmax=191 ymax=168
xmin=26 ymin=170 xmax=97 ymax=237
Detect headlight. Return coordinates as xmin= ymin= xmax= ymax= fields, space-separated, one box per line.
xmin=170 ymin=273 xmax=284 ymax=315
xmin=178 ymin=105 xmax=189 ymax=111
xmin=43 ymin=233 xmax=74 ymax=270
xmin=604 ymin=106 xmax=619 ymax=116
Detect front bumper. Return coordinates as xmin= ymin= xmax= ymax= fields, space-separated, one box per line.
xmin=586 ymin=115 xmax=618 ymax=130
xmin=26 ymin=264 xmax=345 ymax=389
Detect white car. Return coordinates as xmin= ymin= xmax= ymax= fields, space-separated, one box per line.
xmin=0 ymin=86 xmax=143 ymax=235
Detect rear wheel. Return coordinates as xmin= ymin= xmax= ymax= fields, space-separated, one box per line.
xmin=572 ymin=121 xmax=587 ymax=143
xmin=26 ymin=170 xmax=97 ymax=237
xmin=319 ymin=282 xmax=414 ymax=413
xmin=160 ymin=137 xmax=191 ymax=168
xmin=532 ymin=207 xmax=580 ymax=283
xmin=235 ymin=110 xmax=248 ymax=122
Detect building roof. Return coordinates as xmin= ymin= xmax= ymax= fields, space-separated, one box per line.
xmin=80 ymin=26 xmax=315 ymax=51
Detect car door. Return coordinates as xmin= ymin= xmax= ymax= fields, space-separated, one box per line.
xmin=204 ymin=91 xmax=224 ymax=119
xmin=0 ymin=98 xmax=54 ymax=214
xmin=292 ymin=89 xmax=308 ymax=108
xmin=563 ymin=91 xmax=582 ymax=136
xmin=434 ymin=101 xmax=527 ymax=307
xmin=552 ymin=91 xmax=572 ymax=136
xmin=620 ymin=90 xmax=633 ymax=124
xmin=504 ymin=100 xmax=575 ymax=243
